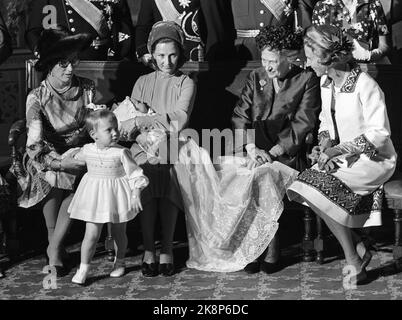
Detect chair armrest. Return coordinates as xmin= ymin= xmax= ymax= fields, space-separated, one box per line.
xmin=8 ymin=120 xmax=26 ymax=147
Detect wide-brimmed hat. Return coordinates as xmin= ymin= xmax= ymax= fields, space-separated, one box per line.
xmin=147 ymin=21 xmax=185 ymax=53
xmin=35 ymin=27 xmax=93 ymax=72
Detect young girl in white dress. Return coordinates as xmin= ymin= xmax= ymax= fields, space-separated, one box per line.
xmin=68 ymin=109 xmax=149 ymax=285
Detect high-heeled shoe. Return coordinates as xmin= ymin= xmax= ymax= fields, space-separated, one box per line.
xmin=42 ymin=261 xmax=69 ymax=278
xmin=141 ymin=262 xmax=159 ymax=277
xmin=244 ymin=261 xmax=260 ymax=274
xmin=44 ymin=252 xmax=70 ymax=277
xmin=357 ymin=241 xmax=372 ymax=270
xmin=343 ymin=266 xmax=368 ymax=287
xmin=159 ymin=263 xmax=175 ymax=277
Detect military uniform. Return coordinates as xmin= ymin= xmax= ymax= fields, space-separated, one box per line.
xmin=231 ymin=0 xmax=317 ymax=60
xmin=25 ymin=0 xmax=134 ymax=61
xmin=135 ymin=0 xmax=235 ymax=62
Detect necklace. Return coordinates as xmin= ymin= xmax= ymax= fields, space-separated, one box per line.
xmin=95 ymin=144 xmax=106 ymax=165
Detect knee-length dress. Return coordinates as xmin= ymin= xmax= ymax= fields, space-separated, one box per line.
xmin=68 ymin=143 xmax=149 ymax=223
xmin=287 ymin=67 xmax=397 ymax=228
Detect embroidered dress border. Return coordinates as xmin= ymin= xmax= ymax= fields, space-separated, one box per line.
xmin=321 ymin=66 xmax=362 ymax=93
xmin=297 ymin=169 xmax=383 ymax=216
xmin=353 ymin=134 xmax=377 ymax=158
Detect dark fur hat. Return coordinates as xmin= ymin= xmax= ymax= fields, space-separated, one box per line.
xmin=35 ymin=27 xmax=93 ymax=73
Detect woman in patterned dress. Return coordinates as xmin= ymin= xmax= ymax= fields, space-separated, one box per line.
xmin=287 ymin=25 xmax=396 ymax=286
xmin=18 ymin=27 xmax=94 ymax=276
xmin=312 ymin=0 xmax=391 ymax=63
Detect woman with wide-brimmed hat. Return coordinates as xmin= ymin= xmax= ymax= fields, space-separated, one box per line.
xmin=120 ymin=21 xmax=196 ymax=277
xmin=17 ymin=26 xmax=95 ymax=277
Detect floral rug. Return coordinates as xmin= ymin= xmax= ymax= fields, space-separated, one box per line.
xmin=1 ymin=240 xmax=402 ymax=300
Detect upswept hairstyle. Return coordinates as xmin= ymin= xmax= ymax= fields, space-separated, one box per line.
xmin=255 ymin=25 xmax=304 ymax=52
xmin=85 ymin=109 xmax=118 ymax=134
xmin=303 ymin=25 xmax=353 ymax=66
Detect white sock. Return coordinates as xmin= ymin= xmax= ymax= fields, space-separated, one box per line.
xmin=79 ymin=263 xmax=90 ymax=273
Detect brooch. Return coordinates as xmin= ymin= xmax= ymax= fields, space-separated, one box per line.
xmin=259 ymin=79 xmax=267 ymax=91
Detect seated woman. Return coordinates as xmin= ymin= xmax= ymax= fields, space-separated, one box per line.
xmin=169 ymin=25 xmax=319 ymax=273
xmin=120 ymin=21 xmax=196 ymax=277
xmin=15 ymin=27 xmax=94 ymax=276
xmin=231 ymin=25 xmax=321 ymax=273
xmin=287 ymin=25 xmax=397 ymax=286
xmin=312 ymin=0 xmax=391 ymax=63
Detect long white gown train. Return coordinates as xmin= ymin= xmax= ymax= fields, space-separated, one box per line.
xmin=174 ymin=139 xmax=298 ymax=272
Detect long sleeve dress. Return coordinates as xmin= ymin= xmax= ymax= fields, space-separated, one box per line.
xmin=312 ymin=0 xmax=389 ymax=57
xmin=128 ymin=70 xmax=196 ymax=210
xmin=18 ymin=76 xmax=94 ymax=208
xmin=68 ymin=143 xmax=149 ymax=223
xmin=287 ymin=67 xmax=397 ymax=228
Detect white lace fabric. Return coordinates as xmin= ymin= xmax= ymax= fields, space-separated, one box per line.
xmin=174 ymin=139 xmax=299 ymax=272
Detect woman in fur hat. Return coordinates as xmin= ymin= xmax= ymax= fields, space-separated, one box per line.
xmin=17 ymin=27 xmax=95 ymax=277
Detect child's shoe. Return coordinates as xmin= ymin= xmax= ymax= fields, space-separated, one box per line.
xmin=72 ymin=264 xmax=90 ymax=285
xmin=110 ymin=258 xmax=125 ymax=278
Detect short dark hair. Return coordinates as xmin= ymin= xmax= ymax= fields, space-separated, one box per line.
xmin=255 ymin=25 xmax=304 ymax=52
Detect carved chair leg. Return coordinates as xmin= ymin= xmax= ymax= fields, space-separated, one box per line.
xmin=302 ymin=207 xmax=315 ymax=262
xmin=105 ymin=223 xmax=115 ymax=262
xmin=393 ymin=209 xmax=402 ymax=270
xmin=314 ymin=215 xmax=324 ymax=264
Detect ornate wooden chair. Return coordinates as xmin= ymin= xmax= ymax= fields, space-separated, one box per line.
xmin=384 ymin=171 xmax=402 ymax=270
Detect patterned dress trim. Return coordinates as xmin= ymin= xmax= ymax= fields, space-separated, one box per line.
xmin=297 ymin=169 xmax=383 ymax=216
xmin=321 ymin=66 xmax=362 ymax=93
xmin=352 ymin=134 xmax=377 ymax=158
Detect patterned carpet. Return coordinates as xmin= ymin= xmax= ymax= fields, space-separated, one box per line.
xmin=1 ymin=209 xmax=402 ymax=300
xmin=1 ymin=239 xmax=402 ymax=300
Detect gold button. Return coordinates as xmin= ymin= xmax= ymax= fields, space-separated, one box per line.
xmin=259 ymin=22 xmax=264 ymax=27
xmin=71 ymin=28 xmax=76 ymax=32
xmin=68 ymin=10 xmax=73 ymax=14
xmin=69 ymin=19 xmax=74 ymax=23
xmin=260 ymin=10 xmax=264 ymax=14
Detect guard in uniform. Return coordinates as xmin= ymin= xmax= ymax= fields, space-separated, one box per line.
xmin=231 ymin=0 xmax=317 ymax=60
xmin=25 ymin=0 xmax=135 ymax=61
xmin=135 ymin=0 xmax=236 ymax=63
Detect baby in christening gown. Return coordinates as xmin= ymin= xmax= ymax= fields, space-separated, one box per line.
xmin=112 ymin=96 xmax=168 ymax=163
xmin=68 ymin=109 xmax=149 ymax=285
